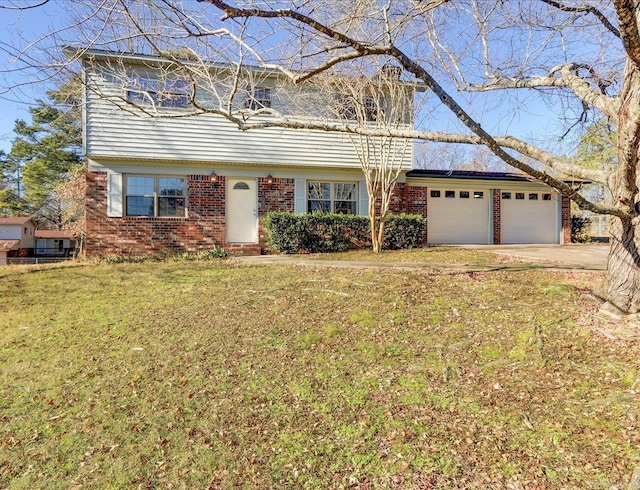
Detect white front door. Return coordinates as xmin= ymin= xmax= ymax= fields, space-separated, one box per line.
xmin=227 ymin=178 xmax=259 ymax=243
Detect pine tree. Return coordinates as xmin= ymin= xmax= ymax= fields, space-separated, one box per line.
xmin=1 ymin=75 xmax=83 ymax=227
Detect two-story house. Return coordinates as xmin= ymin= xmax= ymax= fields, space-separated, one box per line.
xmin=71 ymin=48 xmax=570 ymax=256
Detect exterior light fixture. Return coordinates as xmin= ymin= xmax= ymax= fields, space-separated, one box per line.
xmin=266 ymin=173 xmax=274 ymax=184
xmin=210 ymin=170 xmax=218 ymax=183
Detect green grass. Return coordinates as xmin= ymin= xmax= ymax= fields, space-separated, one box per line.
xmin=0 ymin=259 xmax=638 ymax=488
xmin=306 ymin=246 xmax=516 ymax=264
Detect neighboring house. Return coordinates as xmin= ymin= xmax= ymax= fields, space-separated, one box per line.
xmin=72 ymin=48 xmax=571 ymax=256
xmin=35 ymin=230 xmax=76 ymax=257
xmin=0 ymin=217 xmax=36 ymax=265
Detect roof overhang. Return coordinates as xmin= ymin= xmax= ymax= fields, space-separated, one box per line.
xmin=406 ymin=169 xmax=590 ymax=186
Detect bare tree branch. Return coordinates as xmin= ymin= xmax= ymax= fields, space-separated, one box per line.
xmin=464 ymin=63 xmax=620 ymax=118
xmin=204 ymin=0 xmax=628 ymax=218
xmin=540 ymin=0 xmax=621 ymax=38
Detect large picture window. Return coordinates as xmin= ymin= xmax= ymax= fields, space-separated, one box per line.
xmin=307 ymin=182 xmax=357 ymax=214
xmin=127 ymin=76 xmax=191 ymax=108
xmin=125 ymin=176 xmax=186 ymax=217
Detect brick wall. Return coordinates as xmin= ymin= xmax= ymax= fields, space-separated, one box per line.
xmin=86 ymin=172 xmax=226 ymax=256
xmin=405 ymin=185 xmax=428 ymax=245
xmin=493 ymin=189 xmax=501 ymax=245
xmin=561 ymin=195 xmax=571 ymax=244
xmin=85 ymin=172 xmax=295 ymax=257
xmin=258 ymin=177 xmax=295 ymax=249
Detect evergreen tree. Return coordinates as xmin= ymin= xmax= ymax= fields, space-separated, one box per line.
xmin=0 ymin=75 xmax=83 ymax=227
xmin=573 ymin=119 xmax=617 ymax=205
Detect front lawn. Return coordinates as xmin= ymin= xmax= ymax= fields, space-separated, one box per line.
xmin=0 ymin=259 xmax=638 ymax=488
xmin=305 ymin=246 xmax=518 ymax=264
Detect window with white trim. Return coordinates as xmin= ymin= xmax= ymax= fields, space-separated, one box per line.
xmin=307 ymin=182 xmax=357 ymax=214
xmin=245 ymin=86 xmax=272 ymax=110
xmin=125 ymin=176 xmax=186 ymax=217
xmin=127 ymin=76 xmax=191 ymax=108
xmin=334 ymin=94 xmax=378 ymax=122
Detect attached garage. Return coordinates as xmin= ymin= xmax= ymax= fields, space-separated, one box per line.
xmin=501 ymin=190 xmax=560 ymax=244
xmin=427 ymin=188 xmax=491 ymax=244
xmin=405 ymin=169 xmax=572 ymax=246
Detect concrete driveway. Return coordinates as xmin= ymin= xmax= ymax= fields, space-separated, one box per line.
xmin=459 ymin=243 xmax=609 ymax=270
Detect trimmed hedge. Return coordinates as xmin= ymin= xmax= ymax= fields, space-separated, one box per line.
xmin=263 ymin=212 xmax=426 ymax=254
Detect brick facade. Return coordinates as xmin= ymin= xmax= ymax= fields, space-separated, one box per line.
xmin=561 ymin=195 xmax=571 ymax=244
xmin=493 ymin=189 xmax=501 ymax=245
xmin=86 ymin=172 xmax=296 ymax=257
xmin=258 ymin=177 xmax=295 ymax=249
xmin=85 ymin=171 xmax=571 ymax=256
xmin=404 ymin=185 xmax=429 ymax=245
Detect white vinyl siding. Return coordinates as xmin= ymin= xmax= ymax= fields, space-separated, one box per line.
xmin=84 ymin=67 xmax=413 ymax=170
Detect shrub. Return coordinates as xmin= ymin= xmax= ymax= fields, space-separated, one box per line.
xmin=264 ymin=212 xmax=425 ymax=254
xmin=571 ymin=216 xmax=591 ymax=243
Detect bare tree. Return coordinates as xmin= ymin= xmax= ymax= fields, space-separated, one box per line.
xmin=312 ymin=67 xmax=414 ymax=253
xmin=55 ymin=164 xmax=86 ymax=253
xmin=4 ymin=0 xmax=640 ymax=316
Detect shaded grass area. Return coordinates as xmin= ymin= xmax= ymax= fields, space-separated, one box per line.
xmin=0 ymin=261 xmax=638 ymax=488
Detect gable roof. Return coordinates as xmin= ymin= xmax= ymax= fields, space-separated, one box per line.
xmin=63 ymin=47 xmax=427 ymax=91
xmin=0 ymin=217 xmax=35 ymax=226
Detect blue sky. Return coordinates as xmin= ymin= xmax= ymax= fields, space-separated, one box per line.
xmin=0 ymin=0 xmax=67 ymax=154
xmin=0 ymin=1 xmax=579 ymax=160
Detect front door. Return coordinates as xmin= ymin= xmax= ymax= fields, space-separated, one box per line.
xmin=227 ymin=178 xmax=258 ymax=243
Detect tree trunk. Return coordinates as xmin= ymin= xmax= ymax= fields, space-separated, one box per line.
xmin=603 ymin=217 xmax=640 ymax=315
xmin=603 ymin=61 xmax=640 ymax=316
xmin=371 ymin=214 xmax=382 ymax=254
xmin=369 ymin=194 xmax=381 ymax=254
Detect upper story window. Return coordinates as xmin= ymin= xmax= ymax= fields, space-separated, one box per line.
xmin=127 ymin=76 xmax=191 ymax=108
xmin=334 ymin=94 xmax=378 ymax=122
xmin=308 ymin=182 xmax=357 ymax=214
xmin=162 ymin=79 xmax=191 ymax=108
xmin=244 ymin=86 xmax=272 ymax=110
xmin=125 ymin=175 xmax=186 ymax=217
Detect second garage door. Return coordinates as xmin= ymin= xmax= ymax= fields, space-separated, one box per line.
xmin=501 ymin=191 xmax=559 ymax=244
xmin=427 ymin=189 xmax=491 ymax=244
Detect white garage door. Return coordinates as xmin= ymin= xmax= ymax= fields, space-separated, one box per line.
xmin=427 ymin=189 xmax=491 ymax=244
xmin=501 ymin=190 xmax=559 ymax=244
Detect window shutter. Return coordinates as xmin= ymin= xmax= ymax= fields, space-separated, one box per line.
xmin=107 ymin=172 xmax=123 ymax=217
xmin=294 ymin=178 xmax=307 ymax=214
xmin=359 ymin=180 xmax=369 ymax=217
